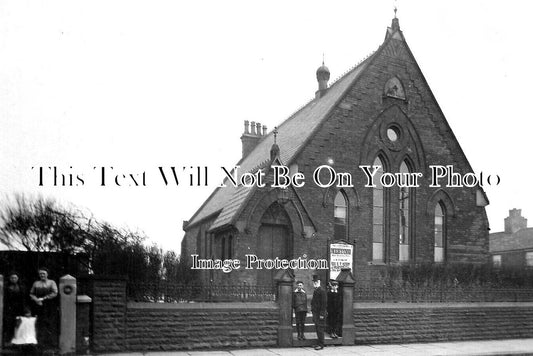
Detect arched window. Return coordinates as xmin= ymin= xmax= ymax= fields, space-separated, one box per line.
xmin=434 ymin=202 xmax=445 ymax=262
xmin=398 ymin=161 xmax=411 ymax=262
xmin=204 ymin=231 xmax=209 ymax=259
xmin=334 ymin=191 xmax=348 ymax=240
xmin=228 ymin=235 xmax=233 ymax=260
xmin=372 ymin=157 xmax=385 ymax=262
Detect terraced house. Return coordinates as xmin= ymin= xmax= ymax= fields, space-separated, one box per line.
xmin=182 ymin=15 xmax=490 ymax=290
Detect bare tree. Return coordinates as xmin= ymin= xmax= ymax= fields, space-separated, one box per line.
xmin=0 ymin=194 xmax=91 ymax=252
xmin=0 ymin=194 xmax=192 ymax=283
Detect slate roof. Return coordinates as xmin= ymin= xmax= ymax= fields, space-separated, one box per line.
xmin=490 ymin=228 xmax=533 ymax=253
xmin=185 ymin=24 xmax=405 ymax=232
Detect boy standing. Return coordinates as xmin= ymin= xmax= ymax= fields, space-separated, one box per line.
xmin=292 ymin=281 xmax=307 ymax=340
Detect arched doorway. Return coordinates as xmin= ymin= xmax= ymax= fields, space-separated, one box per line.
xmin=257 ymin=202 xmax=292 ymax=287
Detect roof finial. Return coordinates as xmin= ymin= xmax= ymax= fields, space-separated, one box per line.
xmin=270 ymin=127 xmax=280 ymax=161
xmin=390 ymin=0 xmax=400 ymax=32
xmin=316 ymin=58 xmax=330 ymax=96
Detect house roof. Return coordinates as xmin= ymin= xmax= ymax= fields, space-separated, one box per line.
xmin=185 ymin=22 xmax=405 ymax=232
xmin=490 ymin=228 xmax=533 ymax=253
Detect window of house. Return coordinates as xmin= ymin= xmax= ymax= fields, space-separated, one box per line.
xmin=526 ymin=252 xmax=533 ymax=267
xmin=398 ymin=161 xmax=410 ymax=262
xmin=434 ymin=202 xmax=445 ymax=262
xmin=373 ymin=157 xmax=385 ymax=262
xmin=221 ymin=237 xmax=226 ymax=260
xmin=334 ymin=191 xmax=348 ymax=240
xmin=492 ymin=255 xmax=502 ymax=267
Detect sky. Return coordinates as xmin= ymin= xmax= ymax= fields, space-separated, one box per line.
xmin=1 ymin=0 xmax=532 ymax=253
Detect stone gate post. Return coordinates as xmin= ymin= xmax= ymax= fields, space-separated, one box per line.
xmin=275 ymin=270 xmax=294 ymax=347
xmin=336 ymin=268 xmax=355 ymax=345
xmin=59 ymin=275 xmax=77 ymax=355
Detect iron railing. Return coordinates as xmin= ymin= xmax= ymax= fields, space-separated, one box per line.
xmin=127 ymin=281 xmax=533 ymax=303
xmin=354 ymin=285 xmax=533 ymax=303
xmin=127 ymin=281 xmax=277 ymax=303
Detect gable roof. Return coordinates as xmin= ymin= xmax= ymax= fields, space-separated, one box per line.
xmin=490 ymin=228 xmax=533 ymax=253
xmin=185 ymin=20 xmax=429 ymax=232
xmin=185 ymin=47 xmax=380 ymax=231
xmin=184 ymin=17 xmax=490 ymax=235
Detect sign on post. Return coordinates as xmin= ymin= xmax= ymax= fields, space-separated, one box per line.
xmin=329 ymin=242 xmax=353 ymax=280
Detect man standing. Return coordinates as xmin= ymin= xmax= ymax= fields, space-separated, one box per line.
xmin=292 ymin=281 xmax=307 ymax=340
xmin=311 ymin=274 xmax=326 ymax=350
xmin=327 ymin=280 xmax=342 ymax=338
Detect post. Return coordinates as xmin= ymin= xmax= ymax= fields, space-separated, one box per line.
xmin=275 ymin=269 xmax=294 ymax=347
xmin=76 ymin=295 xmax=92 ymax=354
xmin=0 ymin=275 xmax=4 ymax=351
xmin=336 ymin=268 xmax=355 ymax=345
xmin=59 ymin=275 xmax=77 ymax=355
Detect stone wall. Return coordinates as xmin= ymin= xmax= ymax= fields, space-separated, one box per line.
xmin=353 ymin=302 xmax=533 ymax=344
xmin=84 ymin=278 xmax=533 ymax=352
xmin=84 ymin=276 xmax=279 ymax=352
xmin=90 ymin=277 xmax=128 ymax=352
xmin=126 ymin=303 xmax=279 ymax=351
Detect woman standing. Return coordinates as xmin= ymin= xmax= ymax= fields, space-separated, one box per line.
xmin=3 ymin=272 xmax=26 ymax=345
xmin=30 ymin=267 xmax=58 ymax=348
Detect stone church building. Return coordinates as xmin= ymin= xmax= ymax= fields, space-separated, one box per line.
xmin=182 ymin=16 xmax=490 ymax=288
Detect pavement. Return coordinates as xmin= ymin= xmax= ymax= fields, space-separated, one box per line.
xmin=94 ymin=338 xmax=533 ymax=356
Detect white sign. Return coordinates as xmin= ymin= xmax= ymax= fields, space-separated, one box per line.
xmin=329 ymin=242 xmax=353 ymax=280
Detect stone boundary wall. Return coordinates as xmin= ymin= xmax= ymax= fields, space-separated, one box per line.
xmin=353 ymin=302 xmax=533 ymax=344
xmin=87 ymin=277 xmax=280 ymax=353
xmin=86 ymin=277 xmax=533 ymax=352
xmin=90 ymin=277 xmax=128 ymax=352
xmin=126 ymin=302 xmax=279 ymax=351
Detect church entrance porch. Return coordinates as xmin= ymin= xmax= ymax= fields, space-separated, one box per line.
xmin=256 ymin=201 xmax=292 ymax=288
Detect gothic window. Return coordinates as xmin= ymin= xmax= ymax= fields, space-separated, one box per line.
xmin=434 ymin=202 xmax=445 ymax=262
xmin=334 ymin=191 xmax=348 ymax=240
xmin=372 ymin=157 xmax=385 ymax=262
xmin=398 ymin=161 xmax=411 ymax=262
xmin=228 ymin=235 xmax=233 ymax=260
xmin=204 ymin=230 xmax=209 ymax=259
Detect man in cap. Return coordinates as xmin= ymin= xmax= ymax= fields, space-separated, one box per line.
xmin=311 ymin=274 xmax=327 ymax=350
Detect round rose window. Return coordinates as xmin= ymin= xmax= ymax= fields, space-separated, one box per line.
xmin=387 ymin=127 xmax=400 ymax=142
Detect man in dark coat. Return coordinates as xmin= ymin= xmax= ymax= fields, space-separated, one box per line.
xmin=292 ymin=281 xmax=307 ymax=340
xmin=311 ymin=274 xmax=327 ymax=350
xmin=327 ymin=280 xmax=342 ymax=338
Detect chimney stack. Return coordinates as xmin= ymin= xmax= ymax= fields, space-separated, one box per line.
xmin=241 ymin=120 xmax=266 ymax=158
xmin=504 ymin=208 xmax=528 ymax=234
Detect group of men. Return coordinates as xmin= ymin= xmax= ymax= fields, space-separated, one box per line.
xmin=292 ymin=275 xmax=342 ymax=351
